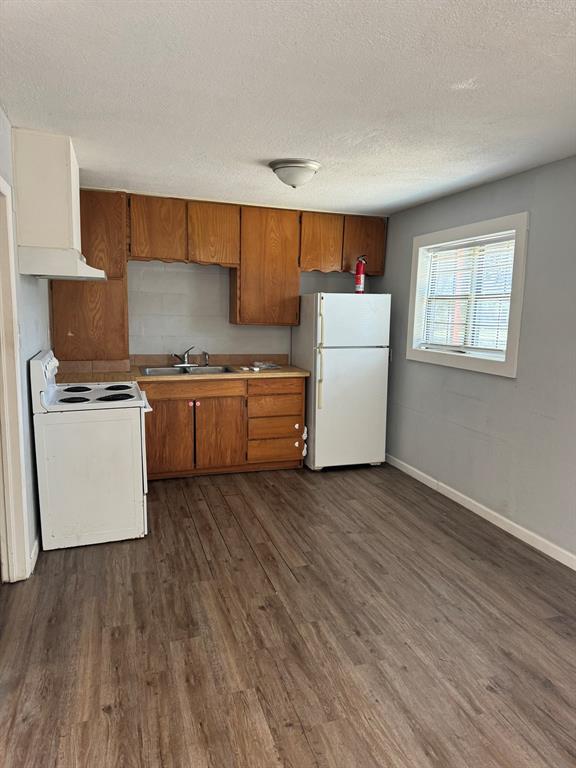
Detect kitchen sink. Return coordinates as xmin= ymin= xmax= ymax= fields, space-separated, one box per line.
xmin=185 ymin=366 xmax=229 ymax=375
xmin=140 ymin=366 xmax=230 ymax=376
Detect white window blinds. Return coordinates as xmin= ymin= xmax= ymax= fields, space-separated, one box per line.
xmin=414 ymin=230 xmax=516 ymax=357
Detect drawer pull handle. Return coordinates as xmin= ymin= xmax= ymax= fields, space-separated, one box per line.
xmin=302 ymin=443 xmax=308 ymax=457
xmin=302 ymin=426 xmax=308 ymax=440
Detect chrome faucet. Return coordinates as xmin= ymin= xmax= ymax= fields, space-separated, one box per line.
xmin=172 ymin=345 xmax=196 ymax=367
xmin=172 ymin=346 xmax=210 ymax=368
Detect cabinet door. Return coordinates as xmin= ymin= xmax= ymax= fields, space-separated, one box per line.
xmin=51 ymin=278 xmax=128 ymax=361
xmin=188 ymin=201 xmax=240 ymax=266
xmin=130 ymin=194 xmax=187 ymax=262
xmin=300 ymin=212 xmax=344 ymax=272
xmin=233 ymin=207 xmax=300 ymax=325
xmin=342 ymin=215 xmax=387 ymax=275
xmin=195 ymin=396 xmax=246 ymax=469
xmin=80 ymin=190 xmax=127 ymax=278
xmin=145 ymin=399 xmax=195 ymax=475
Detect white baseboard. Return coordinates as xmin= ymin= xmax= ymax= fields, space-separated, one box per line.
xmin=386 ymin=454 xmax=576 ymax=572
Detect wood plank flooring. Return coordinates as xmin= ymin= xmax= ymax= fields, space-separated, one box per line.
xmin=1 ymin=465 xmax=575 ymax=767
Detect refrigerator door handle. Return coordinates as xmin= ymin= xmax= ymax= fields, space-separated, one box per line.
xmin=319 ymin=305 xmax=325 ymax=347
xmin=317 ymin=348 xmax=324 ymax=409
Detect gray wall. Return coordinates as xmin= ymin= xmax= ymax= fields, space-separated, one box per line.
xmin=0 ymin=106 xmax=50 ymax=562
xmin=378 ymin=157 xmax=576 ymax=556
xmin=128 ymin=262 xmax=363 ymax=356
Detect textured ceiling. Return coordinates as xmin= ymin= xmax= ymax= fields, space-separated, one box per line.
xmin=1 ymin=0 xmax=575 ymax=214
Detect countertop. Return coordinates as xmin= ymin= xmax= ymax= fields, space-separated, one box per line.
xmin=57 ymin=365 xmax=310 ymax=385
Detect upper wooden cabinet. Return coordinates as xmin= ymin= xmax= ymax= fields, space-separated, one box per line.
xmin=231 ymin=207 xmax=300 ymax=325
xmin=342 ymin=215 xmax=387 ymax=275
xmin=188 ymin=201 xmax=240 ymax=266
xmin=130 ymin=194 xmax=187 ymax=262
xmin=51 ymin=278 xmax=129 ymax=361
xmin=300 ymin=212 xmax=344 ymax=272
xmin=80 ymin=190 xmax=127 ymax=278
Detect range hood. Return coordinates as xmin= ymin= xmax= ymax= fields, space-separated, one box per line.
xmin=14 ymin=130 xmax=107 ymax=281
xmin=18 ymin=247 xmax=107 ymax=281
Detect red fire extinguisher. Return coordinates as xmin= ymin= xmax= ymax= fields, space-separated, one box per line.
xmin=354 ymin=256 xmax=367 ymax=294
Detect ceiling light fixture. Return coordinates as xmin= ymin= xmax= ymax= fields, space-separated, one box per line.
xmin=269 ymin=158 xmax=321 ymax=188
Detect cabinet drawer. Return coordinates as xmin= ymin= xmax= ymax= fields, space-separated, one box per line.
xmin=248 ymin=438 xmax=304 ymax=463
xmin=247 ymin=394 xmax=303 ymax=418
xmin=248 ymin=416 xmax=304 ymax=440
xmin=247 ymin=377 xmax=304 ymax=396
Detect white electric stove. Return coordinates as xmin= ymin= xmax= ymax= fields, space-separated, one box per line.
xmin=31 ymin=351 xmax=151 ymax=550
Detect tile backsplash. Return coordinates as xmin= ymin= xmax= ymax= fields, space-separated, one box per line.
xmin=128 ymin=261 xmax=363 ymax=356
xmin=128 ymin=261 xmax=291 ymax=355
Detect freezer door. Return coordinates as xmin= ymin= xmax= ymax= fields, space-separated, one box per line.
xmin=319 ymin=293 xmax=390 ymax=348
xmin=310 ymin=346 xmax=388 ymax=469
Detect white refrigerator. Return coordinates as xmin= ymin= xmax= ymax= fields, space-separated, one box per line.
xmin=291 ymin=293 xmax=391 ymax=470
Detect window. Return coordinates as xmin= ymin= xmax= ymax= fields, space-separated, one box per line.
xmin=406 ymin=213 xmax=528 ymax=377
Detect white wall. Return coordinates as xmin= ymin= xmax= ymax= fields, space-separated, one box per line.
xmin=128 ymin=262 xmax=363 ymax=356
xmin=379 ymin=157 xmax=576 ymax=559
xmin=0 ymin=107 xmax=50 ymax=569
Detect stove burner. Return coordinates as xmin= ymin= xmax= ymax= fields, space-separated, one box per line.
xmin=97 ymin=393 xmax=135 ymax=402
xmin=105 ymin=384 xmax=132 ymax=391
xmin=59 ymin=396 xmax=90 ymax=403
xmin=64 ymin=385 xmax=92 ymax=393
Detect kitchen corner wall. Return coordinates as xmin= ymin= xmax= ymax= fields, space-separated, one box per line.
xmin=127 ymin=262 xmax=360 ymax=356
xmin=377 ymin=156 xmax=576 ymax=560
xmin=0 ymin=106 xmax=50 ymax=571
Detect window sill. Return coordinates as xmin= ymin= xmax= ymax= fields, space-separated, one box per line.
xmin=406 ymin=346 xmax=517 ymax=378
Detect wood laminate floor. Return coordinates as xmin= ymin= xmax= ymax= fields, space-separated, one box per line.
xmin=1 ymin=465 xmax=575 ymax=767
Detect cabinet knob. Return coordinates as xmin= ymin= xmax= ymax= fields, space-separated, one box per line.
xmin=196 ymin=401 xmax=201 ymax=407
xmin=294 ymin=441 xmax=299 ymax=448
xmin=188 ymin=401 xmax=194 ymax=407
xmin=294 ymin=423 xmax=300 ymax=429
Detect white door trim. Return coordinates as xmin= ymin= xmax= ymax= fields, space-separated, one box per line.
xmin=0 ymin=174 xmax=34 ymax=581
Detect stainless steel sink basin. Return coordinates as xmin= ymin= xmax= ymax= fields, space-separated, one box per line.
xmin=140 ymin=366 xmax=230 ymax=376
xmin=185 ymin=366 xmax=229 ymax=375
xmin=141 ymin=367 xmax=184 ymax=376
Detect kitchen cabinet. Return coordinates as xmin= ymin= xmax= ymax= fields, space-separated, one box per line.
xmin=300 ymin=211 xmax=344 ymax=272
xmin=130 ymin=194 xmax=187 ymax=262
xmin=140 ymin=375 xmax=306 ymax=478
xmin=230 ymin=207 xmax=300 ymax=325
xmin=195 ymin=396 xmax=246 ymax=468
xmin=145 ymin=399 xmax=195 ymax=475
xmin=188 ymin=201 xmax=240 ymax=266
xmin=80 ymin=190 xmax=127 ymax=278
xmin=246 ymin=377 xmax=306 ymax=464
xmin=342 ymin=215 xmax=387 ymax=275
xmin=51 ymin=278 xmax=129 ymax=361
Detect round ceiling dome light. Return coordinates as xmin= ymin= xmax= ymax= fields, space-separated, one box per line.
xmin=269 ymin=158 xmax=321 ymax=188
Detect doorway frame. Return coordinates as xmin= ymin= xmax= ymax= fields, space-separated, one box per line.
xmin=0 ymin=173 xmax=33 ymax=581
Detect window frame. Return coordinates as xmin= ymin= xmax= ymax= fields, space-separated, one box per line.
xmin=406 ymin=212 xmax=528 ymax=378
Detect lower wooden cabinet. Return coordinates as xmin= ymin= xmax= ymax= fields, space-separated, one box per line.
xmin=141 ymin=376 xmax=306 ymax=478
xmin=145 ymin=399 xmax=195 ymax=475
xmin=195 ymin=396 xmax=246 ymax=469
